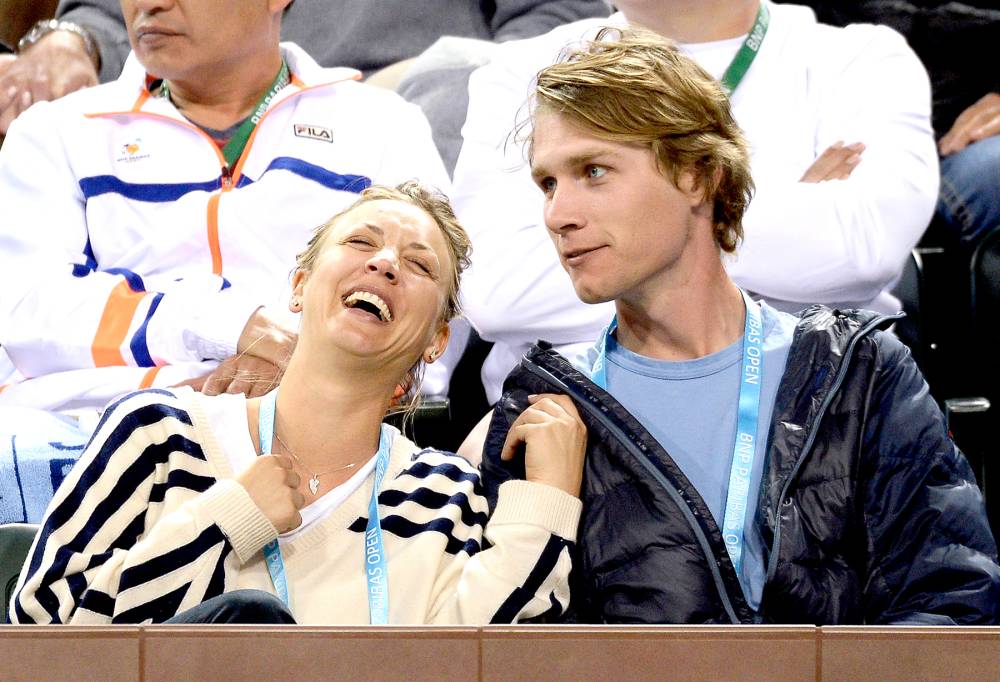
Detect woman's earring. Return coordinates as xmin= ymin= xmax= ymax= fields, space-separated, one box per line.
xmin=426 ymin=350 xmax=438 ymax=363
xmin=291 ymin=297 xmax=301 ymax=310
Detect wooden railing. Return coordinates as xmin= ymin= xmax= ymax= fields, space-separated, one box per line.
xmin=1 ymin=625 xmax=998 ymax=681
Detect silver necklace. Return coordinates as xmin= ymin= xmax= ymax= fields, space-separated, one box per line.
xmin=272 ymin=427 xmax=362 ymax=496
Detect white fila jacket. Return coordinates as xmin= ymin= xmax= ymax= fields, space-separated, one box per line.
xmin=0 ymin=43 xmax=450 ymax=412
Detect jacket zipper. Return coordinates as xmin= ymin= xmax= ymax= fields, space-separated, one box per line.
xmin=762 ymin=313 xmax=900 ymax=592
xmin=522 ymin=358 xmax=743 ymax=624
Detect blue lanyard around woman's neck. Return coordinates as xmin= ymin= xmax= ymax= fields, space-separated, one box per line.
xmin=257 ymin=388 xmax=393 ymax=623
xmin=590 ymin=290 xmax=764 ymax=575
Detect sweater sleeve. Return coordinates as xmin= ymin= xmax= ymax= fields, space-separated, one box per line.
xmin=426 ymin=478 xmax=581 ymax=624
xmin=0 ymin=105 xmax=264 ymax=381
xmin=56 ymin=0 xmax=132 ymax=84
xmin=10 ymin=390 xmax=277 ymax=625
xmin=861 ymin=335 xmax=1000 ymax=625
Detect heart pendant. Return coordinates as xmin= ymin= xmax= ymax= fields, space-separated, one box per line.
xmin=309 ymin=477 xmax=320 ymax=495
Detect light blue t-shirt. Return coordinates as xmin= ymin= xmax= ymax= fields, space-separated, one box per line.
xmin=599 ymin=302 xmax=796 ymax=611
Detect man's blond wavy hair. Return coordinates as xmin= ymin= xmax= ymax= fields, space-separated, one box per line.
xmin=530 ymin=26 xmax=754 ymax=252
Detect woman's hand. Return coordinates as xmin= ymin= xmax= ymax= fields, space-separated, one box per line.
xmin=236 ymin=454 xmax=305 ymax=533
xmin=500 ymin=393 xmax=587 ymax=497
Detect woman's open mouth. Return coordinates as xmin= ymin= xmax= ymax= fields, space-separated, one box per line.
xmin=343 ymin=290 xmax=393 ymax=322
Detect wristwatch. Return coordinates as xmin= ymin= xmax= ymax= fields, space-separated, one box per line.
xmin=17 ymin=19 xmax=100 ymax=69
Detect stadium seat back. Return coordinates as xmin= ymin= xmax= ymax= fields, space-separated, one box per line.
xmin=968 ymin=225 xmax=1000 ymax=533
xmin=971 ymin=225 xmax=1000 ymax=349
xmin=0 ymin=522 xmax=38 ymax=623
xmin=891 ymin=249 xmax=928 ymax=369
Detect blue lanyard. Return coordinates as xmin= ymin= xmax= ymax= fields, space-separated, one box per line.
xmin=257 ymin=389 xmax=393 ymax=623
xmin=589 ymin=291 xmax=764 ymax=575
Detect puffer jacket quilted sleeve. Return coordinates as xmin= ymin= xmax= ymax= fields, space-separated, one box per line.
xmin=858 ymin=332 xmax=1000 ymax=624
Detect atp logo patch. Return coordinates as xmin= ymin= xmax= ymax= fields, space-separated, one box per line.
xmin=294 ymin=124 xmax=333 ymax=143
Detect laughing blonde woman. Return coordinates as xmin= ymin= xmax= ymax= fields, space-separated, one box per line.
xmin=12 ymin=182 xmax=586 ymax=625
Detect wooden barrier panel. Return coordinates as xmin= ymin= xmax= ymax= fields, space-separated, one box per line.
xmin=141 ymin=626 xmax=480 ymax=682
xmin=0 ymin=626 xmax=139 ymax=682
xmin=821 ymin=627 xmax=1000 ymax=682
xmin=481 ymin=625 xmax=817 ymax=682
xmin=1 ymin=625 xmax=1000 ymax=681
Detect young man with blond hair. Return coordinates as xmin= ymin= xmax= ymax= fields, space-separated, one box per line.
xmin=453 ymin=0 xmax=939 ymax=404
xmin=478 ymin=28 xmax=1000 ymax=624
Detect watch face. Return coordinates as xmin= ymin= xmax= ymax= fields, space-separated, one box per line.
xmin=17 ymin=20 xmax=54 ymax=52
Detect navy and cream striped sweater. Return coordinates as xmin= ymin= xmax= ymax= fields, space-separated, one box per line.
xmin=12 ymin=388 xmax=581 ymax=624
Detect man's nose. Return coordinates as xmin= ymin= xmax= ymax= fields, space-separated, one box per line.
xmin=544 ymin=184 xmax=585 ymax=234
xmin=133 ymin=0 xmax=173 ymax=15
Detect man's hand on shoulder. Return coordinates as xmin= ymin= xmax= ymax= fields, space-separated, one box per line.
xmin=173 ymin=307 xmax=296 ymax=398
xmin=0 ymin=30 xmax=99 ymax=134
xmin=237 ymin=306 xmax=297 ymax=370
xmin=939 ymin=93 xmax=1000 ymax=157
xmin=175 ymin=354 xmax=284 ymax=398
xmin=800 ymin=141 xmax=866 ymax=183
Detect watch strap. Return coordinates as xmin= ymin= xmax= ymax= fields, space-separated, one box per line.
xmin=17 ymin=19 xmax=100 ymax=69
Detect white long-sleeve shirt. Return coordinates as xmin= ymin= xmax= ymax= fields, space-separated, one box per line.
xmin=0 ymin=43 xmax=450 ymax=411
xmin=452 ymin=3 xmax=938 ymax=401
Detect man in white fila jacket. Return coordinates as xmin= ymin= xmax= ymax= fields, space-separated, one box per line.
xmin=0 ymin=0 xmax=448 ymax=521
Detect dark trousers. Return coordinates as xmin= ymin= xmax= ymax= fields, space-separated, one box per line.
xmin=165 ymin=590 xmax=296 ymax=624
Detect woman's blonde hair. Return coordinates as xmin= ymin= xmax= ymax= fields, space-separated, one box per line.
xmin=295 ymin=181 xmax=472 ymax=422
xmin=529 ymin=26 xmax=754 ymax=252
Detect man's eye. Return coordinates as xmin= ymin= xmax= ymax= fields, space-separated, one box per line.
xmin=587 ymin=165 xmax=607 ymax=179
xmin=538 ymin=177 xmax=556 ymax=192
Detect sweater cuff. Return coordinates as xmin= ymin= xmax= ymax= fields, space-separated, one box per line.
xmin=200 ymin=479 xmax=278 ymax=564
xmin=489 ymin=480 xmax=582 ymax=542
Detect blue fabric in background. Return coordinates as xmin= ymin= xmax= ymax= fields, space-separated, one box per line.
xmin=0 ymin=408 xmax=91 ymax=524
xmin=939 ymin=135 xmax=1000 ymax=248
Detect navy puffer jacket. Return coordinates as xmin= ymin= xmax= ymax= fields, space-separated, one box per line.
xmin=481 ymin=306 xmax=1000 ymax=624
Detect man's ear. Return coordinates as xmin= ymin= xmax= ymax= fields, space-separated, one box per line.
xmin=678 ymin=169 xmax=714 ymax=207
xmin=423 ymin=321 xmax=451 ymax=364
